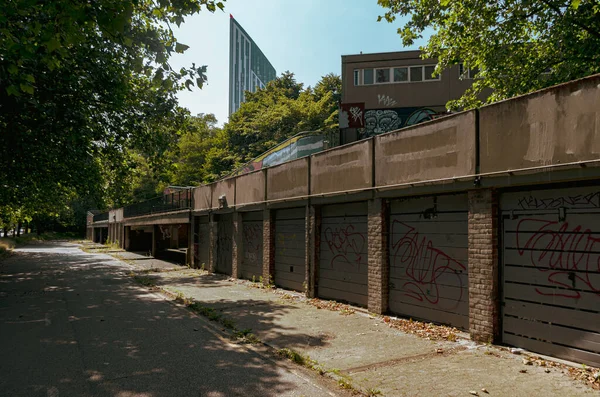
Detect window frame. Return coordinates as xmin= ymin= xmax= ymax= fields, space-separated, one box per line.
xmin=374 ymin=67 xmax=391 ymax=84
xmin=362 ymin=68 xmax=374 ymax=85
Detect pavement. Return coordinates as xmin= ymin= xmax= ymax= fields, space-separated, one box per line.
xmin=0 ymin=242 xmax=344 ymax=397
xmin=2 ymin=241 xmax=598 ymax=396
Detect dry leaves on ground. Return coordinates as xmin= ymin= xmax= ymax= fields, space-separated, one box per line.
xmin=306 ymin=298 xmax=356 ymax=315
xmin=382 ymin=316 xmax=459 ymax=341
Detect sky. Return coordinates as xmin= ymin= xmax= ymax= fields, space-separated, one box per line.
xmin=170 ymin=0 xmax=428 ymax=125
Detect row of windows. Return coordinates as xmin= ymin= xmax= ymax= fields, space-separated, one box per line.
xmin=353 ymin=64 xmax=478 ymax=86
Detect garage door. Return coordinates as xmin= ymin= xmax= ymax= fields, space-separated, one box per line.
xmin=319 ymin=202 xmax=368 ymax=307
xmin=389 ymin=194 xmax=469 ymax=329
xmin=274 ymin=208 xmax=306 ymax=291
xmin=501 ymin=186 xmax=600 ymax=367
xmin=194 ymin=216 xmax=210 ymax=269
xmin=241 ymin=212 xmax=263 ymax=281
xmin=216 ymin=213 xmax=233 ymax=275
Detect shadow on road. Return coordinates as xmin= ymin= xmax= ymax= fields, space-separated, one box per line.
xmin=0 ymin=243 xmax=330 ymax=397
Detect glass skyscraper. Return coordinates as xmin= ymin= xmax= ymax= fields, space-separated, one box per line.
xmin=228 ymin=15 xmax=277 ymax=115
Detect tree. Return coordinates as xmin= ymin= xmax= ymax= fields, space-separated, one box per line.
xmin=0 ymin=0 xmax=225 ymax=224
xmin=378 ymin=0 xmax=600 ymax=109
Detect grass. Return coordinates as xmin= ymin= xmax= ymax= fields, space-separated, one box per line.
xmin=0 ymin=238 xmax=15 ymax=259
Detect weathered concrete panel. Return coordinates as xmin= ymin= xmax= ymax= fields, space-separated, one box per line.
xmin=375 ymin=111 xmax=476 ymax=187
xmin=236 ymin=170 xmax=265 ymax=206
xmin=266 ymin=158 xmax=309 ymax=201
xmin=480 ymin=74 xmax=600 ymax=173
xmin=211 ymin=178 xmax=236 ymax=210
xmin=193 ymin=185 xmax=212 ymax=211
xmin=311 ymin=140 xmax=373 ymax=195
xmin=115 ymin=208 xmax=123 ymax=222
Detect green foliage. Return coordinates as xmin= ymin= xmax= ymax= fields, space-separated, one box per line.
xmin=378 ymin=0 xmax=600 ymax=109
xmin=0 ymin=0 xmax=225 ymax=227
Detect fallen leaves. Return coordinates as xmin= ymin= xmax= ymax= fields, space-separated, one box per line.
xmin=306 ymin=298 xmax=356 ymax=315
xmin=382 ymin=316 xmax=460 ymax=341
xmin=520 ymin=354 xmax=600 ymax=390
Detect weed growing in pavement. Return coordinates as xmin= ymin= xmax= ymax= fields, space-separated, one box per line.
xmin=337 ymin=378 xmax=353 ymax=390
xmin=276 ymin=348 xmax=324 ymax=374
xmin=367 ymin=388 xmax=382 ymax=396
xmin=135 ymin=276 xmax=156 ymax=288
xmin=232 ymin=328 xmax=261 ymax=344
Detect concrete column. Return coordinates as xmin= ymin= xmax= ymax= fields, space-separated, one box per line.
xmin=188 ymin=216 xmax=195 ymax=268
xmin=367 ymin=198 xmax=389 ymax=314
xmin=209 ymin=213 xmax=218 ymax=273
xmin=152 ymin=225 xmax=158 ymax=257
xmin=262 ymin=209 xmax=275 ymax=285
xmin=306 ymin=205 xmax=321 ymax=298
xmin=124 ymin=226 xmax=130 ymax=251
xmin=468 ymin=189 xmax=500 ymax=343
xmin=231 ymin=212 xmax=242 ymax=279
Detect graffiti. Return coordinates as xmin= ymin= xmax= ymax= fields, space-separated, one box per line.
xmin=517 ymin=192 xmax=600 ymax=210
xmin=378 ymin=94 xmax=397 ymax=107
xmin=516 ymin=218 xmax=600 ymax=299
xmin=243 ymin=223 xmax=262 ymax=262
xmin=390 ymin=220 xmax=466 ymax=308
xmin=159 ymin=225 xmax=171 ymax=240
xmin=340 ymin=102 xmax=365 ymax=128
xmin=349 ymin=106 xmax=364 ymax=127
xmin=323 ymin=225 xmax=366 ymax=267
xmin=363 ymin=107 xmax=443 ymax=138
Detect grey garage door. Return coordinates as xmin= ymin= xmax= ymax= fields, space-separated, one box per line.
xmin=389 ymin=194 xmax=469 ymax=329
xmin=194 ymin=216 xmax=210 ymax=269
xmin=216 ymin=213 xmax=233 ymax=275
xmin=241 ymin=212 xmax=263 ymax=281
xmin=319 ymin=202 xmax=368 ymax=307
xmin=274 ymin=208 xmax=306 ymax=291
xmin=501 ymin=186 xmax=600 ymax=367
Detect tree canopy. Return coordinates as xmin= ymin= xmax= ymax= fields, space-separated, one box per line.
xmin=0 ymin=0 xmax=224 ymax=231
xmin=378 ymin=0 xmax=600 ymax=109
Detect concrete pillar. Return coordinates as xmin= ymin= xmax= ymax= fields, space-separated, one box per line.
xmin=306 ymin=205 xmax=321 ymax=298
xmin=124 ymin=226 xmax=130 ymax=251
xmin=367 ymin=198 xmax=389 ymax=314
xmin=152 ymin=225 xmax=158 ymax=257
xmin=468 ymin=189 xmax=500 ymax=343
xmin=262 ymin=209 xmax=275 ymax=285
xmin=209 ymin=213 xmax=218 ymax=273
xmin=231 ymin=212 xmax=242 ymax=279
xmin=188 ymin=216 xmax=195 ymax=268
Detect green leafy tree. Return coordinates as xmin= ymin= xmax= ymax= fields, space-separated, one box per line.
xmin=378 ymin=0 xmax=600 ymax=109
xmin=0 ymin=0 xmax=225 ymax=228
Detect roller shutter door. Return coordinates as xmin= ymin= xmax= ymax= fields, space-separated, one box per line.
xmin=274 ymin=208 xmax=306 ymax=291
xmin=501 ymin=186 xmax=600 ymax=366
xmin=216 ymin=213 xmax=233 ymax=275
xmin=194 ymin=216 xmax=210 ymax=269
xmin=241 ymin=212 xmax=263 ymax=281
xmin=389 ymin=194 xmax=469 ymax=329
xmin=319 ymin=202 xmax=368 ymax=307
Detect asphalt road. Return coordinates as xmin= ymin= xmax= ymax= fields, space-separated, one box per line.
xmin=0 ymin=242 xmax=336 ymax=397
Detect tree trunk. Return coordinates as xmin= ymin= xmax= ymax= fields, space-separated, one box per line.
xmin=16 ymin=221 xmax=22 ymax=237
xmin=3 ymin=227 xmax=7 ymax=238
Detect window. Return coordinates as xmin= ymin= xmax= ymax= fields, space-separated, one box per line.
xmin=410 ymin=66 xmax=423 ymax=82
xmin=459 ymin=63 xmax=479 ymax=79
xmin=424 ymin=65 xmax=439 ymax=81
xmin=393 ymin=67 xmax=408 ymax=82
xmin=363 ymin=69 xmax=374 ymax=85
xmin=354 ymin=69 xmax=360 ymax=86
xmin=375 ymin=68 xmax=390 ymax=83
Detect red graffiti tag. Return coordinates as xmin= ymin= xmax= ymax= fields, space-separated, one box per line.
xmin=390 ymin=220 xmax=466 ymax=308
xmin=323 ymin=225 xmax=366 ymax=268
xmin=516 ymin=218 xmax=600 ymax=299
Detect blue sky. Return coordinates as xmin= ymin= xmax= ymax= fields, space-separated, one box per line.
xmin=171 ymin=0 xmax=428 ymax=125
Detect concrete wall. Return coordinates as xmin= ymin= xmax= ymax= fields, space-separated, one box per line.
xmin=311 ymin=139 xmax=373 ymax=195
xmin=235 ymin=170 xmax=265 ymax=206
xmin=194 ymin=185 xmax=212 ymax=211
xmin=266 ymin=157 xmax=309 ymax=201
xmin=480 ymin=74 xmax=600 ymax=173
xmin=375 ymin=110 xmax=476 ymax=186
xmin=211 ymin=178 xmax=236 ymax=210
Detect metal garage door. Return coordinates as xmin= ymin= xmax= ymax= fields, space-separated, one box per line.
xmin=216 ymin=213 xmax=233 ymax=275
xmin=501 ymin=186 xmax=600 ymax=366
xmin=241 ymin=212 xmax=263 ymax=281
xmin=389 ymin=194 xmax=469 ymax=329
xmin=274 ymin=208 xmax=306 ymax=291
xmin=319 ymin=202 xmax=368 ymax=307
xmin=194 ymin=216 xmax=210 ymax=269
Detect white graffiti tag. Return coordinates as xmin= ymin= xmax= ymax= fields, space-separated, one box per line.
xmin=378 ymin=94 xmax=397 ymax=107
xmin=349 ymin=106 xmax=364 ymax=126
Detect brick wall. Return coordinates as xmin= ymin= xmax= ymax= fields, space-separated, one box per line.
xmin=367 ymin=199 xmax=389 ymax=314
xmin=208 ymin=214 xmax=217 ymax=273
xmin=231 ymin=212 xmax=242 ymax=279
xmin=468 ymin=189 xmax=500 ymax=343
xmin=306 ymin=205 xmax=320 ymax=298
xmin=262 ymin=209 xmax=275 ymax=284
